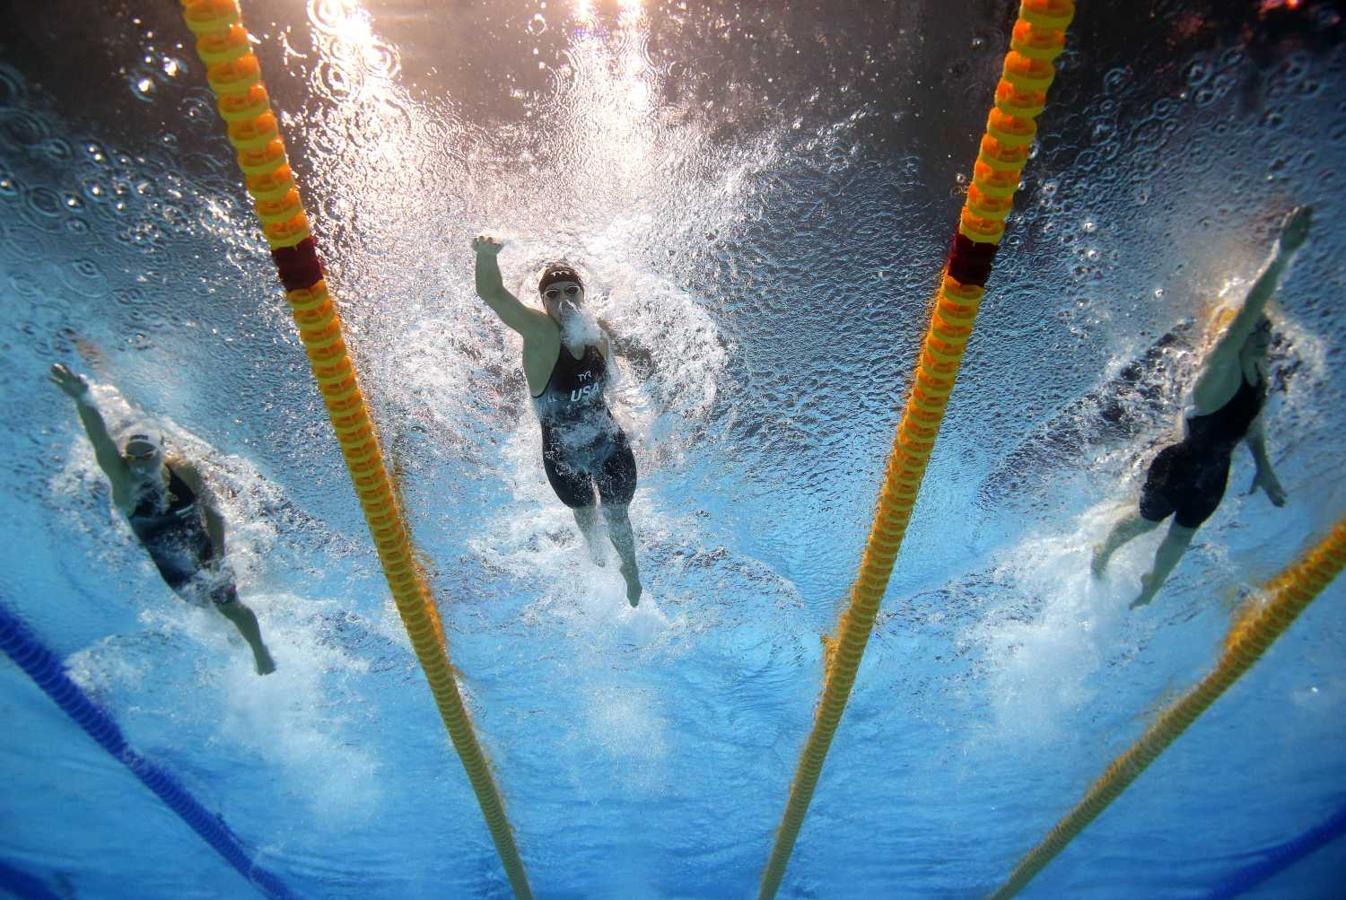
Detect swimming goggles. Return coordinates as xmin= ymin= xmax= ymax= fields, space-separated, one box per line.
xmin=124 ymin=434 xmax=160 ymax=460
xmin=543 ymin=285 xmax=581 ymax=301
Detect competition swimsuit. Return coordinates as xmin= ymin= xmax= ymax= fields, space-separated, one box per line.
xmin=126 ymin=465 xmax=236 ymax=605
xmin=532 ymin=343 xmax=637 ymax=509
xmin=1139 ymin=374 xmax=1265 ymax=528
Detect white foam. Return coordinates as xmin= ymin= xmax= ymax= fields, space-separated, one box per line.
xmin=973 ymin=503 xmax=1147 ymax=743
xmin=561 ymin=305 xmax=604 ymax=350
xmin=138 ymin=591 xmax=384 ymax=823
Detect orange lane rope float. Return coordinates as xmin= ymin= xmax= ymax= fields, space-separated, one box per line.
xmin=757 ymin=2 xmax=1076 ymax=898
xmin=990 ymin=517 xmax=1346 ymax=899
xmin=176 ymin=2 xmax=532 ymax=896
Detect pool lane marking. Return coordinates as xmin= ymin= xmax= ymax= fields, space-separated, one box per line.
xmin=175 ymin=1 xmax=531 ymax=895
xmin=0 ymin=597 xmax=295 ymax=899
xmin=757 ymin=2 xmax=1077 ymax=897
xmin=990 ymin=517 xmax=1346 ymax=898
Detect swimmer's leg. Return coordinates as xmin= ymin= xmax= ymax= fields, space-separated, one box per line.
xmin=1092 ymin=511 xmax=1161 ymax=578
xmin=214 ymin=586 xmax=277 ymax=675
xmin=1131 ymin=522 xmax=1197 ymax=609
xmin=572 ymin=504 xmax=608 ymax=567
xmin=601 ymin=504 xmax=642 ymax=607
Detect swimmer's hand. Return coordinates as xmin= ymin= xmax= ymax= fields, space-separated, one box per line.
xmin=472 ymin=235 xmax=504 ymax=256
xmin=1278 ymin=206 xmax=1312 ymax=255
xmin=49 ymin=363 xmax=90 ymax=400
xmin=1248 ymin=468 xmax=1287 ymax=507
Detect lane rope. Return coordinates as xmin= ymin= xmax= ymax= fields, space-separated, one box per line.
xmin=991 ymin=518 xmax=1346 ymax=899
xmin=0 ymin=597 xmax=294 ymax=899
xmin=1208 ymin=801 xmax=1346 ymax=899
xmin=175 ymin=2 xmax=531 ymax=895
xmin=757 ymin=3 xmax=1077 ymax=897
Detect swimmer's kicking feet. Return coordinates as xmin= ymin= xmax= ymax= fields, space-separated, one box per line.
xmin=51 ymin=363 xmax=277 ymax=673
xmin=472 ymin=236 xmax=643 ymax=606
xmin=1092 ymin=206 xmax=1310 ymax=608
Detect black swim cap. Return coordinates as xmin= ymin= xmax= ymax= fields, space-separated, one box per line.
xmin=539 ymin=264 xmax=583 ymax=294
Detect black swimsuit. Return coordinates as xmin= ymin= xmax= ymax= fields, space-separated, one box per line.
xmin=1139 ymin=374 xmax=1265 ymax=528
xmin=532 ymin=344 xmax=637 ymax=509
xmin=126 ymin=466 xmax=236 ymax=605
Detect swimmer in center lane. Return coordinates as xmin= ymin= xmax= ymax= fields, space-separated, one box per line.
xmin=472 ymin=236 xmax=643 ymax=606
xmin=1092 ymin=206 xmax=1312 ymax=609
xmin=50 ymin=364 xmax=276 ymax=674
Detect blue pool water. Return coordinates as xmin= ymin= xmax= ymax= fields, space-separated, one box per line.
xmin=1 ymin=0 xmax=1344 ymax=897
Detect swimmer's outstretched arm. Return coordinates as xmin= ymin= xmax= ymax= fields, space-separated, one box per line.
xmin=1244 ymin=417 xmax=1287 ymax=507
xmin=472 ymin=235 xmax=553 ymax=339
xmin=1195 ymin=207 xmax=1308 ymax=403
xmin=1236 ymin=206 xmax=1311 ymax=335
xmin=49 ymin=363 xmax=132 ymax=508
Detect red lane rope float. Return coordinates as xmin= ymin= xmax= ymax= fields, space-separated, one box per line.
xmin=757 ymin=3 xmax=1075 ymax=898
xmin=175 ymin=2 xmax=532 ymax=896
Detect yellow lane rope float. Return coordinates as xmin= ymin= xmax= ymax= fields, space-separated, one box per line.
xmin=990 ymin=517 xmax=1346 ymax=899
xmin=757 ymin=2 xmax=1076 ymax=897
xmin=176 ymin=2 xmax=532 ymax=895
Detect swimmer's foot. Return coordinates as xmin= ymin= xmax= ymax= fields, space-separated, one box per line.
xmin=1130 ymin=574 xmax=1157 ymax=610
xmin=1090 ymin=544 xmax=1109 ymax=579
xmin=254 ymin=646 xmax=277 ymax=676
xmin=621 ymin=562 xmax=642 ymax=607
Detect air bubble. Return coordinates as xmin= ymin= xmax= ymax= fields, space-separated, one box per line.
xmin=1 ymin=110 xmax=48 ymax=147
xmin=72 ymin=259 xmax=102 ymax=279
xmin=527 ymin=13 xmax=548 ymax=35
xmin=41 ymin=138 xmax=72 ymax=161
xmin=1102 ymin=66 xmax=1131 ymax=95
xmin=25 ymin=186 xmax=62 ymax=218
xmin=131 ymin=74 xmax=157 ymax=101
xmin=1184 ymin=59 xmax=1211 ymax=87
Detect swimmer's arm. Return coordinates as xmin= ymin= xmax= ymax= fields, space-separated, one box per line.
xmin=473 ymin=240 xmax=552 ymax=338
xmin=51 ymin=367 xmax=133 ymax=507
xmin=1244 ymin=418 xmax=1286 ymax=506
xmin=595 ymin=318 xmax=653 ymax=370
xmin=1214 ymin=207 xmax=1313 ymax=361
xmin=79 ymin=401 xmax=134 ymax=508
xmin=1193 ymin=209 xmax=1311 ymax=410
xmin=176 ymin=462 xmax=227 ymax=555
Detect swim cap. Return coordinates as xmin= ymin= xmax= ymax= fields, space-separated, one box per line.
xmin=539 ymin=264 xmax=583 ymax=294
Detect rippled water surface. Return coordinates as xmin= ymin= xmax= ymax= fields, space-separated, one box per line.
xmin=1 ymin=0 xmax=1345 ymax=897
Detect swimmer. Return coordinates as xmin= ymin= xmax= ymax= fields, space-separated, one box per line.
xmin=49 ymin=364 xmax=277 ymax=673
xmin=472 ymin=236 xmax=643 ymax=606
xmin=1092 ymin=206 xmax=1311 ymax=609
